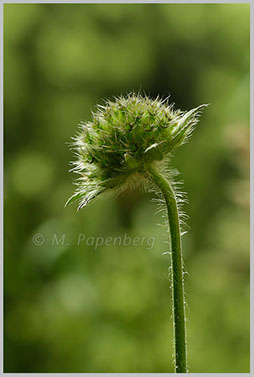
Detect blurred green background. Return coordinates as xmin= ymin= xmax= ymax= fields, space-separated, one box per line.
xmin=4 ymin=3 xmax=250 ymax=373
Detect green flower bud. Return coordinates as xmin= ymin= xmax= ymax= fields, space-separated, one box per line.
xmin=66 ymin=93 xmax=206 ymax=210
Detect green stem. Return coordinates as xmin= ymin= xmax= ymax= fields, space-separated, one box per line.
xmin=148 ymin=166 xmax=187 ymax=373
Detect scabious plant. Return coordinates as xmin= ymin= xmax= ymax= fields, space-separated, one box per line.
xmin=67 ymin=93 xmax=206 ymax=373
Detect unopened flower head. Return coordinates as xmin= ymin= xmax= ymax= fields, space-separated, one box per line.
xmin=67 ymin=93 xmax=206 ymax=210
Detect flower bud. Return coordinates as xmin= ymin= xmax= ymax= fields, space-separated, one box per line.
xmin=67 ymin=93 xmax=206 ymax=210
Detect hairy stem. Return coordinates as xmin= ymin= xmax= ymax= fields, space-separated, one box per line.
xmin=148 ymin=166 xmax=187 ymax=373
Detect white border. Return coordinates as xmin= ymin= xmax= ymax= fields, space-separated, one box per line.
xmin=0 ymin=0 xmax=252 ymax=376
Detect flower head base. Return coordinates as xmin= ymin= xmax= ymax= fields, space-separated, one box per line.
xmin=67 ymin=93 xmax=206 ymax=210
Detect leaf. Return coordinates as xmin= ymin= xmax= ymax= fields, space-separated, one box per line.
xmin=144 ymin=142 xmax=164 ymax=162
xmin=171 ymin=104 xmax=208 ymax=138
xmin=124 ymin=153 xmax=139 ymax=169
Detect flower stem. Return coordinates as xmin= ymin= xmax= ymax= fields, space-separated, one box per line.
xmin=148 ymin=166 xmax=187 ymax=373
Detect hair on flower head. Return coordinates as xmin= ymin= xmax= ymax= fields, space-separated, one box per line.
xmin=66 ymin=93 xmax=206 ymax=210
